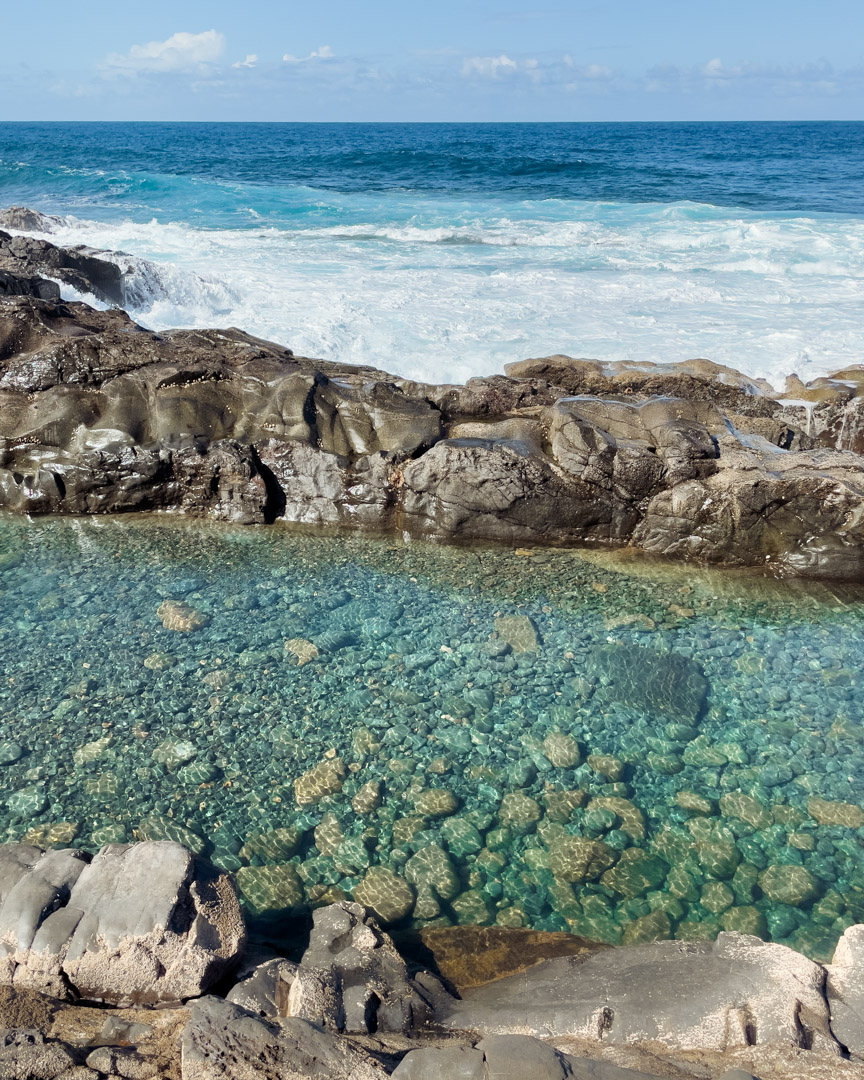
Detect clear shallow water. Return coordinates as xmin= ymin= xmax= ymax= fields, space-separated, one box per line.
xmin=3 ymin=514 xmax=864 ymax=958
xmin=1 ymin=122 xmax=863 ymax=386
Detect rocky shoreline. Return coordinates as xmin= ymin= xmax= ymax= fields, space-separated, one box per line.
xmin=1 ymin=839 xmax=863 ymax=1080
xmin=1 ymin=206 xmax=864 ymax=580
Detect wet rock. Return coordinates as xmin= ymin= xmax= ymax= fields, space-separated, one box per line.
xmin=2 ymin=292 xmax=864 ymax=578
xmin=587 ymin=644 xmax=708 ymax=722
xmin=758 ymin=865 xmax=818 ymax=907
xmin=353 ymin=867 xmax=415 ymax=924
xmin=0 ymin=841 xmax=245 ymax=1006
xmin=284 ymin=637 xmax=319 ymax=666
xmin=547 ymin=838 xmax=617 ymax=884
xmin=498 ymin=793 xmax=541 ymax=830
xmin=156 ymin=600 xmax=209 ymax=632
xmin=294 ymin=758 xmax=346 ymax=806
xmin=235 ymin=863 xmax=304 ymax=915
xmin=493 ymin=616 xmax=539 ymax=653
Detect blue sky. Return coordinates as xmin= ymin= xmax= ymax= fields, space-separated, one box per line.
xmin=2 ymin=0 xmax=862 ymax=121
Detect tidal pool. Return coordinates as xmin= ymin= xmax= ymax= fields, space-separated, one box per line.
xmin=1 ymin=513 xmax=864 ymax=959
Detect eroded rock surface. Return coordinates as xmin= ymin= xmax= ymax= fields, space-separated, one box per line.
xmin=0 ymin=841 xmax=245 ymax=1005
xmin=434 ymin=932 xmax=838 ymax=1056
xmin=2 ymin=251 xmax=864 ymax=578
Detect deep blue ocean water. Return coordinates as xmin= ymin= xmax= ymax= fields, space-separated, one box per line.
xmin=1 ymin=122 xmax=863 ymax=384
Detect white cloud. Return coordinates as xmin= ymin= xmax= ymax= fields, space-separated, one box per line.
xmin=283 ymin=45 xmax=334 ymax=63
xmin=233 ymin=54 xmax=258 ymax=69
xmin=104 ymin=30 xmax=225 ymax=75
xmin=646 ymin=57 xmax=840 ymax=95
xmin=462 ymin=54 xmax=519 ymax=78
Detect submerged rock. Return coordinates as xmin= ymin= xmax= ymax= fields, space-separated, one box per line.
xmin=587 ymin=643 xmax=709 ymax=722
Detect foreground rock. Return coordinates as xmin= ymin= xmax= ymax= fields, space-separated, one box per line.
xmin=0 ymin=229 xmax=127 ymax=305
xmin=434 ymin=932 xmax=838 ymax=1056
xmin=2 ymin=293 xmax=864 ymax=579
xmin=0 ymin=841 xmax=245 ymax=1005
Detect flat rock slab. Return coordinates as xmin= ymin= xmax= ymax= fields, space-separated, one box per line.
xmin=587 ymin=644 xmax=708 ymax=722
xmin=434 ymin=932 xmax=838 ymax=1056
xmin=0 ymin=841 xmax=246 ymax=1005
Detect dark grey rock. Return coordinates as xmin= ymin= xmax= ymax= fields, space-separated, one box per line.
xmin=587 ymin=644 xmax=709 ymax=723
xmin=180 ymin=995 xmax=389 ymax=1079
xmin=289 ymin=900 xmax=445 ymax=1034
xmin=85 ymin=1045 xmax=159 ymax=1078
xmin=1 ymin=276 xmax=864 ymax=578
xmin=390 ymin=1046 xmax=485 ymax=1079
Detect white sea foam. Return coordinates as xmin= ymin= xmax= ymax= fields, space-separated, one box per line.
xmin=30 ymin=203 xmax=864 ymax=389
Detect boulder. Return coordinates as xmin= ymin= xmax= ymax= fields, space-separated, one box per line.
xmin=434 ymin=932 xmax=839 ymax=1056
xmin=180 ymin=995 xmax=389 ymax=1080
xmin=827 ymin=923 xmax=864 ymax=1057
xmin=287 ymin=901 xmax=443 ymax=1034
xmin=0 ymin=841 xmax=246 ymax=1005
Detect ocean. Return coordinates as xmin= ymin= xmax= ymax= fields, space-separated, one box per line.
xmin=1 ymin=121 xmax=863 ymax=388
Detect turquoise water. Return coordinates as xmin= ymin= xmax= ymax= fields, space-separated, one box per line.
xmin=2 ymin=513 xmax=864 ymax=958
xmin=2 ymin=122 xmax=864 ymax=385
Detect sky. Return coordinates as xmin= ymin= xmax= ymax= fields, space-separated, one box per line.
xmin=2 ymin=0 xmax=862 ymax=122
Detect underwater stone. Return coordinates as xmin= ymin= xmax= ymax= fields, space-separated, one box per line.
xmin=284 ymin=637 xmax=319 ymax=666
xmin=413 ymin=788 xmax=459 ymax=818
xmin=393 ymin=816 xmax=427 ymax=845
xmin=601 ymin=849 xmax=668 ymax=899
xmin=0 ymin=741 xmax=23 ymax=765
xmin=697 ymin=836 xmax=741 ymax=880
xmin=676 ymin=791 xmax=715 ymax=815
xmin=405 ymin=844 xmax=460 ymax=900
xmin=719 ymin=906 xmax=768 ymax=936
xmin=808 ymin=798 xmax=864 ymax=829
xmin=682 ymin=736 xmax=728 ymax=768
xmin=544 ymin=790 xmax=586 ymax=823
xmin=7 ymin=785 xmax=47 ymax=815
xmin=72 ymin=736 xmax=112 ymax=768
xmin=21 ymin=821 xmax=78 ymax=847
xmin=498 ymin=793 xmax=542 ymax=829
xmin=353 ymin=866 xmax=415 ymax=924
xmin=450 ymin=889 xmax=493 ymax=926
xmin=542 ymin=732 xmax=581 ymax=768
xmin=587 ymin=754 xmax=624 ymax=782
xmin=240 ymin=827 xmax=303 ymax=862
xmin=236 ymin=863 xmax=305 ymax=914
xmin=295 ymin=758 xmax=346 ymax=806
xmin=758 ymin=865 xmax=819 ymax=907
xmin=720 ymin=792 xmax=772 ymax=830
xmin=151 ymin=738 xmax=197 ymax=769
xmin=588 ymin=643 xmax=708 ymax=722
xmin=178 ymin=760 xmax=220 ymax=785
xmin=441 ymin=817 xmax=483 ymax=858
xmin=352 ymin=779 xmax=382 ymax=814
xmin=143 ymin=652 xmax=174 ymax=670
xmin=135 ymin=817 xmax=206 ymax=854
xmin=587 ymin=797 xmax=645 ymax=841
xmin=314 ymin=814 xmax=345 ymax=856
xmin=547 ymin=837 xmax=617 ymax=883
xmin=493 ymin=616 xmax=539 ymax=654
xmin=156 ymin=599 xmax=209 ymax=632
xmin=621 ymin=909 xmax=672 ymax=945
xmin=91 ymin=823 xmax=129 ymax=845
xmin=700 ymin=881 xmax=735 ymax=914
